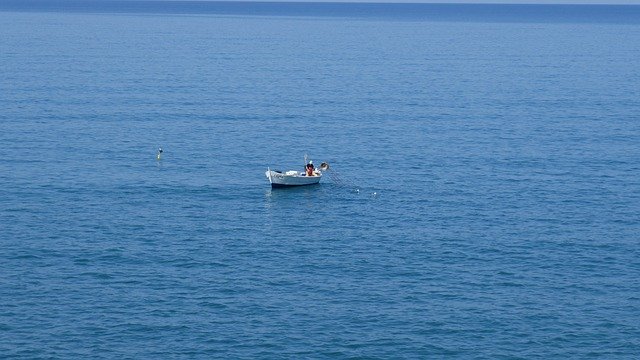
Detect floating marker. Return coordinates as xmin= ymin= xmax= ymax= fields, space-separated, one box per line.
xmin=157 ymin=147 xmax=163 ymax=160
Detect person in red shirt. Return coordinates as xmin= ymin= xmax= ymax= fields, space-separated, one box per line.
xmin=305 ymin=161 xmax=315 ymax=176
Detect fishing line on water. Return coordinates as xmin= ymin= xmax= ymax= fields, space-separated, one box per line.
xmin=321 ymin=162 xmax=378 ymax=197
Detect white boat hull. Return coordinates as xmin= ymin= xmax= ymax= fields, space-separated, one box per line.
xmin=266 ymin=169 xmax=322 ymax=187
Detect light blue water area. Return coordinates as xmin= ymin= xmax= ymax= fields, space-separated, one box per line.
xmin=1 ymin=4 xmax=640 ymax=358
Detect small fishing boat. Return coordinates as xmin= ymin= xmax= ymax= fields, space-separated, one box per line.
xmin=265 ymin=160 xmax=328 ymax=188
xmin=265 ymin=168 xmax=322 ymax=188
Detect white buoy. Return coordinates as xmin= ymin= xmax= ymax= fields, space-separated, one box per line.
xmin=157 ymin=147 xmax=163 ymax=160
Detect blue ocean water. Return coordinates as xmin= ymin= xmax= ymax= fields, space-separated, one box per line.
xmin=1 ymin=2 xmax=640 ymax=358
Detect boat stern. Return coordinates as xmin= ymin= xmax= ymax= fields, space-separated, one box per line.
xmin=265 ymin=168 xmax=273 ymax=184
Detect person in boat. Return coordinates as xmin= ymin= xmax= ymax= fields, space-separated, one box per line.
xmin=305 ymin=160 xmax=315 ymax=176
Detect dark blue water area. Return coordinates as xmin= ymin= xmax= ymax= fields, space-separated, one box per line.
xmin=1 ymin=5 xmax=640 ymax=359
xmin=2 ymin=0 xmax=640 ymax=24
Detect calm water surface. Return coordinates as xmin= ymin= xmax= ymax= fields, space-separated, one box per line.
xmin=1 ymin=3 xmax=640 ymax=358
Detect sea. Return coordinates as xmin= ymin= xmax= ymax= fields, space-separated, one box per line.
xmin=1 ymin=1 xmax=639 ymax=358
